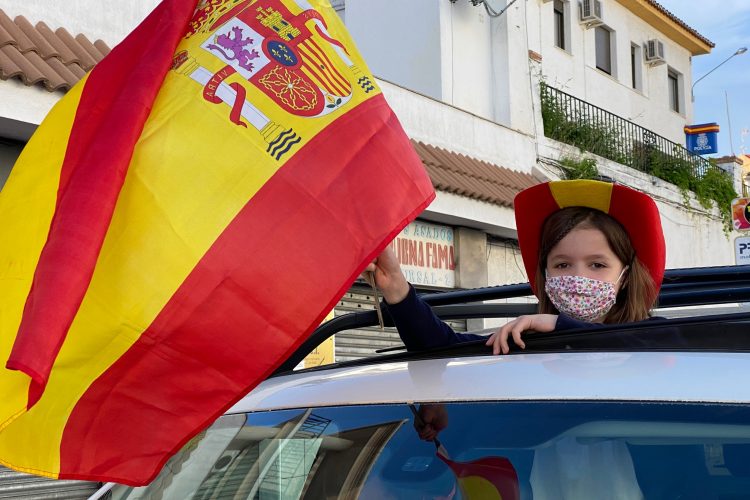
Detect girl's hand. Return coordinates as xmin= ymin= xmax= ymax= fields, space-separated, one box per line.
xmin=414 ymin=404 xmax=448 ymax=441
xmin=485 ymin=314 xmax=558 ymax=355
xmin=362 ymin=246 xmax=409 ymax=304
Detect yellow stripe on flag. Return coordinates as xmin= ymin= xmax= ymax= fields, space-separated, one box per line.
xmin=458 ymin=476 xmax=504 ymax=499
xmin=0 ymin=75 xmax=90 ymax=435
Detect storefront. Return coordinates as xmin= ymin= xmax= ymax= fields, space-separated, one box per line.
xmin=331 ymin=219 xmax=466 ymax=364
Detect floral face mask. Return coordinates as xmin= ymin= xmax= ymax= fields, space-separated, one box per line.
xmin=544 ymin=268 xmax=628 ymax=322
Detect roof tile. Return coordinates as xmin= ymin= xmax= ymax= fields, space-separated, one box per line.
xmin=56 ymin=27 xmax=97 ymax=69
xmin=36 ymin=21 xmax=79 ymax=65
xmin=0 ymin=9 xmax=109 ymax=92
xmin=0 ymin=46 xmax=21 ymax=79
xmin=93 ymin=39 xmax=111 ymax=57
xmin=67 ymin=62 xmax=86 ymax=79
xmin=0 ymin=23 xmax=14 ymax=48
xmin=0 ymin=44 xmax=45 ymax=84
xmin=0 ymin=10 xmax=33 ymax=53
xmin=45 ymin=56 xmax=80 ymax=89
xmin=75 ymin=34 xmax=104 ymax=61
xmin=412 ymin=141 xmax=538 ymax=208
xmin=23 ymin=50 xmax=67 ymax=91
xmin=14 ymin=15 xmax=58 ymax=59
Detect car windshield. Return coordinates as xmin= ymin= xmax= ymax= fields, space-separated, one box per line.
xmin=111 ymin=400 xmax=750 ymax=499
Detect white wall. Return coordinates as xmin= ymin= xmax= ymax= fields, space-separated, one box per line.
xmin=536 ymin=0 xmax=694 ymax=145
xmin=345 ymin=0 xmax=444 ymax=102
xmin=0 ymin=81 xmax=59 ymax=139
xmin=445 ymin=2 xmax=494 ymax=121
xmin=380 ymin=80 xmax=538 ymax=175
xmin=346 ymin=0 xmax=695 ymax=145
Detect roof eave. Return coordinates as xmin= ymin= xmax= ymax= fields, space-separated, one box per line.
xmin=617 ymin=0 xmax=714 ymax=56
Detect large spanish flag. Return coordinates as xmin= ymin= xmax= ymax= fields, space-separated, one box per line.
xmin=0 ymin=0 xmax=434 ymax=486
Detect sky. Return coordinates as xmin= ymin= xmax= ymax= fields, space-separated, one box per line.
xmin=656 ymin=0 xmax=750 ymax=158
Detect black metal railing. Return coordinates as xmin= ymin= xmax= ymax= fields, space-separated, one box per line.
xmin=540 ymin=84 xmax=723 ymax=179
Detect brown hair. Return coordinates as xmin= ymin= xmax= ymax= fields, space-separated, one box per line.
xmin=533 ymin=207 xmax=657 ymax=323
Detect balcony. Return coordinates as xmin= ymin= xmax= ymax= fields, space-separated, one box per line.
xmin=540 ymin=84 xmax=736 ymax=228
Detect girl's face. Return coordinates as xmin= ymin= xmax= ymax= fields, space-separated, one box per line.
xmin=546 ymin=226 xmax=626 ymax=289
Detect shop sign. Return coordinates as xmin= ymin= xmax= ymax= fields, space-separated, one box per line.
xmin=302 ymin=310 xmax=335 ymax=368
xmin=684 ymin=123 xmax=719 ymax=155
xmin=390 ymin=221 xmax=455 ymax=288
xmin=735 ymin=236 xmax=750 ymax=265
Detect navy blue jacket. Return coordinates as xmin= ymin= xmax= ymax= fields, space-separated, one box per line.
xmin=385 ymin=284 xmax=595 ymax=351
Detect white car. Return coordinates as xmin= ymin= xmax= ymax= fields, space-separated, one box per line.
xmin=104 ymin=265 xmax=750 ymax=500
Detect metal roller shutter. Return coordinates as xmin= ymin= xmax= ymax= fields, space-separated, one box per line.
xmin=334 ymin=285 xmax=466 ymax=363
xmin=0 ymin=467 xmax=98 ymax=499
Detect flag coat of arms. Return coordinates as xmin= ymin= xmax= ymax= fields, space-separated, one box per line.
xmin=0 ymin=0 xmax=434 ymax=486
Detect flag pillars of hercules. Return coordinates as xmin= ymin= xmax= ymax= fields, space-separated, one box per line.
xmin=0 ymin=0 xmax=434 ymax=486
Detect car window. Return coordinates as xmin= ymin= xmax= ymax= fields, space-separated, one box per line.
xmin=111 ymin=401 xmax=750 ymax=499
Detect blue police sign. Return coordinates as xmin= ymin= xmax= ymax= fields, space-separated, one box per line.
xmin=684 ymin=123 xmax=719 ymax=155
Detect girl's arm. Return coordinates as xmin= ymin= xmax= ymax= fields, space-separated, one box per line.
xmin=385 ymin=284 xmax=485 ymax=351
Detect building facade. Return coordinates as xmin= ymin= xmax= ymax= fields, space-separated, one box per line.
xmin=0 ymin=1 xmax=737 ymax=367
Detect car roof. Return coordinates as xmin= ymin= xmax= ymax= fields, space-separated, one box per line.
xmin=245 ymin=265 xmax=750 ymax=414
xmin=273 ymin=264 xmax=750 ymax=375
xmin=233 ymin=351 xmax=750 ymax=413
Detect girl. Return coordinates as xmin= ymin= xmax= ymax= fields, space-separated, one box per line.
xmin=367 ymin=179 xmax=666 ymax=354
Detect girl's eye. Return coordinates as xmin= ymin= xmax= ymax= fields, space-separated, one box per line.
xmin=553 ymin=263 xmax=569 ymax=269
xmin=592 ymin=262 xmax=607 ymax=269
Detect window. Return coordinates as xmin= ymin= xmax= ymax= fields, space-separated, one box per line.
xmin=631 ymin=43 xmax=643 ymax=90
xmin=668 ymin=68 xmax=681 ymax=113
xmin=554 ymin=0 xmax=566 ymax=50
xmin=595 ymin=26 xmax=612 ymax=75
xmin=110 ymin=402 xmax=750 ymax=499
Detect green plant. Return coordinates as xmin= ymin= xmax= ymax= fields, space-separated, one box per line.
xmin=558 ymin=156 xmax=599 ymax=180
xmin=540 ymin=85 xmax=630 ymax=166
xmin=540 ymin=84 xmax=738 ymax=234
xmin=642 ymin=147 xmax=693 ymax=204
xmin=693 ymin=165 xmax=737 ymax=233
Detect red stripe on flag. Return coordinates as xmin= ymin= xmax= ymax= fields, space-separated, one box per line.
xmin=58 ymin=95 xmax=434 ymax=485
xmin=6 ymin=0 xmax=197 ymax=408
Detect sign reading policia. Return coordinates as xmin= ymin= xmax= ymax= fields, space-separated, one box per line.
xmin=684 ymin=123 xmax=719 ymax=155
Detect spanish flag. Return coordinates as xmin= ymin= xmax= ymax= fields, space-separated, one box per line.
xmin=0 ymin=0 xmax=434 ymax=486
xmin=439 ymin=455 xmax=520 ymax=500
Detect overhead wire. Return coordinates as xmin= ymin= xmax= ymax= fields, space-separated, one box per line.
xmin=480 ymin=0 xmax=521 ymax=18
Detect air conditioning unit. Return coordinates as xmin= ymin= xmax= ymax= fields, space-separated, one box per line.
xmin=645 ymin=39 xmax=666 ymax=65
xmin=579 ymin=0 xmax=604 ymax=28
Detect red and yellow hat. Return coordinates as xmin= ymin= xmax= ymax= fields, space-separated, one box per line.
xmin=514 ymin=180 xmax=666 ymax=295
